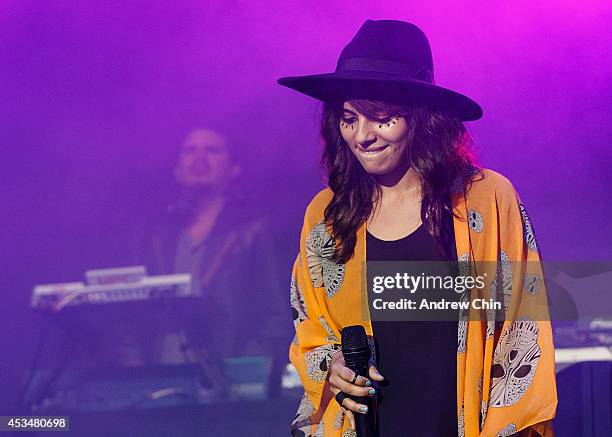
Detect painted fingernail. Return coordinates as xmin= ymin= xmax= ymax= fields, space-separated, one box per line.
xmin=368 ymin=388 xmax=376 ymax=396
xmin=365 ymin=380 xmax=372 ymax=387
xmin=359 ymin=406 xmax=368 ymax=414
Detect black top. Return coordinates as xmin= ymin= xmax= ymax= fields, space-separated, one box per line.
xmin=367 ymin=224 xmax=458 ymax=436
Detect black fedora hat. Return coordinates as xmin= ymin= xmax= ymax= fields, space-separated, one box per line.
xmin=278 ymin=19 xmax=482 ymax=121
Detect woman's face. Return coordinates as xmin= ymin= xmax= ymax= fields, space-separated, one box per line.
xmin=339 ymin=101 xmax=411 ymax=176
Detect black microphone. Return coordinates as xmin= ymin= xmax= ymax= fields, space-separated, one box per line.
xmin=341 ymin=325 xmax=377 ymax=437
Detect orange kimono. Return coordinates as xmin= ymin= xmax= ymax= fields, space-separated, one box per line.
xmin=289 ymin=168 xmax=557 ymax=436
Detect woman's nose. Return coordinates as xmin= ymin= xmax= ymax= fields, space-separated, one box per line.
xmin=355 ymin=120 xmax=377 ymax=148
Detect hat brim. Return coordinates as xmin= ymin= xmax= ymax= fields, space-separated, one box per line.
xmin=278 ymin=71 xmax=482 ymax=121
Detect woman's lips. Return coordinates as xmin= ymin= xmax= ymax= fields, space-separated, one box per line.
xmin=357 ymin=144 xmax=390 ymax=156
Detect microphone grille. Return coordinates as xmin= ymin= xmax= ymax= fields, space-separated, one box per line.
xmin=341 ymin=325 xmax=368 ymax=351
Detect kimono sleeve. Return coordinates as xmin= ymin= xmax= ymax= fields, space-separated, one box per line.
xmin=480 ymin=179 xmax=558 ymax=436
xmin=288 ymin=251 xmax=341 ymax=436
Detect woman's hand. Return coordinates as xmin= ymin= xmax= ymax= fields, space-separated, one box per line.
xmin=328 ymin=350 xmax=384 ymax=431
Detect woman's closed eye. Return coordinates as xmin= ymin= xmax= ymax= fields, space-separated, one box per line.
xmin=340 ymin=116 xmax=357 ymax=129
xmin=373 ymin=116 xmax=399 ymax=128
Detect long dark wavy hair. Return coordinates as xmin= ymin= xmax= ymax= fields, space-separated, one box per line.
xmin=321 ymin=99 xmax=482 ymax=263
